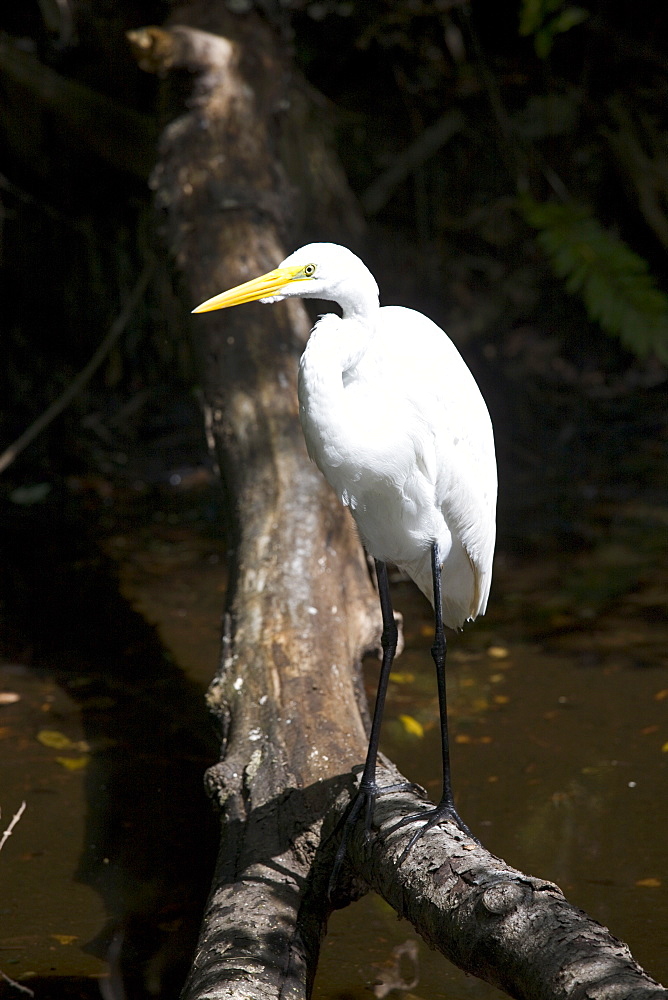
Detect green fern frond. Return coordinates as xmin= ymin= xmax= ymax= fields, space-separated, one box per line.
xmin=519 ymin=0 xmax=588 ymax=58
xmin=522 ymin=198 xmax=668 ymax=362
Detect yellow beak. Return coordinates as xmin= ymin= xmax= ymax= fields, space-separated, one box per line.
xmin=192 ymin=265 xmax=307 ymax=314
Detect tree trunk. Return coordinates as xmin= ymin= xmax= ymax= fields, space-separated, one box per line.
xmin=130 ymin=11 xmax=668 ymax=1000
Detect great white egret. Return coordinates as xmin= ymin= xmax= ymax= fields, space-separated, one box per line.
xmin=193 ymin=242 xmax=497 ymax=864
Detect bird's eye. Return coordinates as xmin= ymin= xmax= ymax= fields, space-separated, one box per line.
xmin=303 ymin=263 xmax=317 ymax=277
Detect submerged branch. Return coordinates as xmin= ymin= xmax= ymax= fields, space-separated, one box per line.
xmin=0 ymin=801 xmax=27 ymax=853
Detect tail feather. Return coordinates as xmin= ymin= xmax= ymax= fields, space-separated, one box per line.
xmin=399 ymin=540 xmax=483 ymax=631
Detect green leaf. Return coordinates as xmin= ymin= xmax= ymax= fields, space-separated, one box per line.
xmin=522 ymin=198 xmax=668 ymax=362
xmin=519 ymin=0 xmax=546 ymax=36
xmin=551 ymin=6 xmax=589 ymax=34
xmin=519 ymin=0 xmax=589 ymax=57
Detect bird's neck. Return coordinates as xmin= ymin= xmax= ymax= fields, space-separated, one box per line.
xmin=324 ymin=261 xmax=381 ymax=336
xmin=298 ymin=263 xmax=381 ymax=412
xmin=338 ymin=284 xmax=379 ymax=329
xmin=297 ymin=307 xmax=379 ymax=462
xmin=298 ymin=313 xmax=376 ymax=470
xmin=306 ymin=307 xmax=378 ymax=376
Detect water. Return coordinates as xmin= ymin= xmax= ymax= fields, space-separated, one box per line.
xmin=0 ymin=482 xmax=665 ymax=998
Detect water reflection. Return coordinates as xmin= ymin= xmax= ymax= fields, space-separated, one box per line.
xmin=0 ymin=484 xmax=221 ymax=998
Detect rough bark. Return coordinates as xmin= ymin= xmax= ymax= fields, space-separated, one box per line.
xmin=130 ymin=10 xmax=668 ymax=1000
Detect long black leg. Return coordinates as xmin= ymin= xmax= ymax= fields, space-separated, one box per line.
xmin=430 ymin=542 xmax=456 ymax=812
xmin=389 ymin=543 xmax=478 ymax=860
xmin=328 ymin=560 xmax=415 ymax=894
xmin=357 ymin=560 xmax=398 ymax=805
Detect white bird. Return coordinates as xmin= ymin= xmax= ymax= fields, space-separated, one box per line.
xmin=193 ymin=242 xmax=497 ymax=863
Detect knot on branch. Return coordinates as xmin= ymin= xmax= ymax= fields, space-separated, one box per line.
xmin=203 ymin=759 xmax=245 ymax=810
xmin=480 ymin=879 xmax=527 ymax=916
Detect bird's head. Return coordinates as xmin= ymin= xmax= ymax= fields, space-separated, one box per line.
xmin=192 ymin=243 xmax=379 ymax=317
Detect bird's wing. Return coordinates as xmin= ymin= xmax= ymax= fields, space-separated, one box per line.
xmin=376 ymin=306 xmax=497 ymax=615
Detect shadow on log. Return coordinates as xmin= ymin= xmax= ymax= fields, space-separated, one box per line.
xmin=128 ymin=9 xmax=668 ymax=1000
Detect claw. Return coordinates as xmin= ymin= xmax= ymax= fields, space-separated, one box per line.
xmin=327 ymin=786 xmax=370 ymax=899
xmin=328 ymin=778 xmax=421 ymax=897
xmin=388 ymin=802 xmax=480 ymax=864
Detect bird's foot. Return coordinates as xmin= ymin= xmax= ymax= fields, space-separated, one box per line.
xmin=327 ymin=784 xmax=372 ymax=899
xmin=387 ymin=800 xmax=480 ymax=865
xmin=328 ymin=777 xmax=424 ymax=898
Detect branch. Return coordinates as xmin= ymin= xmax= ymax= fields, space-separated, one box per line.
xmin=346 ymin=771 xmax=667 ymax=999
xmin=0 ymin=264 xmax=153 ymax=475
xmin=360 ymin=110 xmax=463 ymax=215
xmin=0 ymin=970 xmax=34 ymax=998
xmin=0 ymin=802 xmax=34 ymax=997
xmin=0 ymin=801 xmax=26 ymax=853
xmin=0 ymin=35 xmax=156 ymax=180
